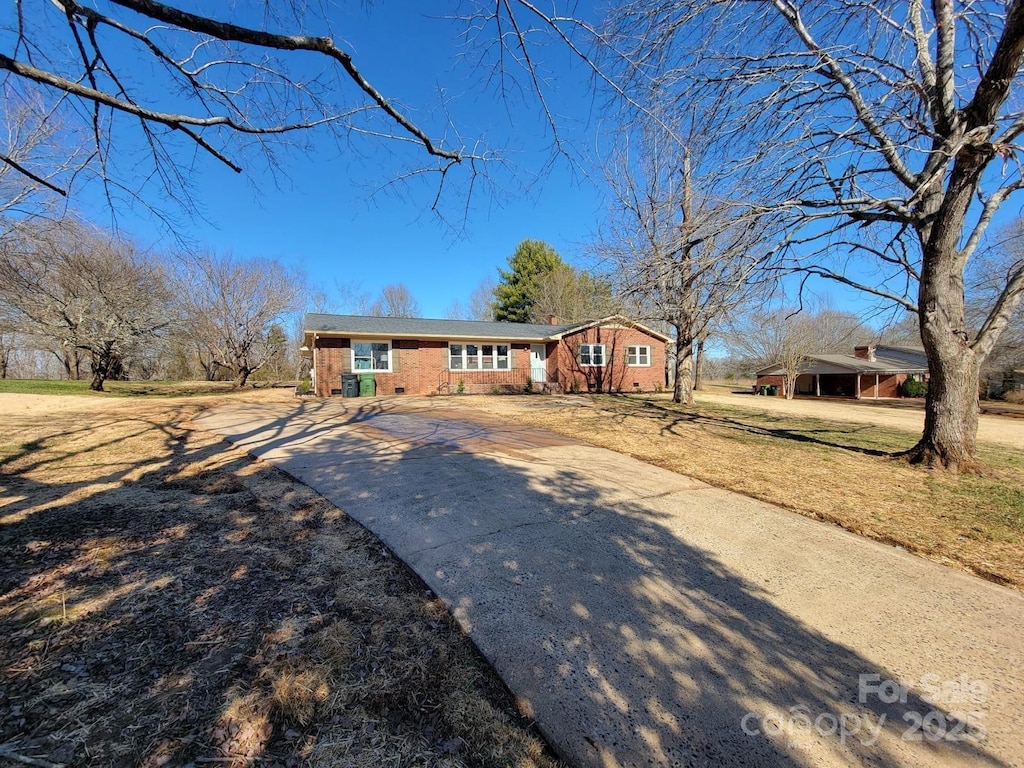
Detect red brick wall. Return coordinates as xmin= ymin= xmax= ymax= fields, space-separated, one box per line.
xmin=313 ymin=337 xmax=349 ymax=396
xmin=860 ymin=373 xmax=905 ymax=399
xmin=755 ymin=374 xmax=787 ymax=395
xmin=750 ymin=372 xmax=908 ymax=399
xmin=314 ymin=337 xmax=435 ymax=396
xmin=555 ymin=326 xmax=666 ymax=393
xmin=367 ymin=338 xmax=419 ymax=395
xmin=364 ymin=339 xmax=449 ymax=396
xmin=315 ymin=338 xmax=534 ymax=396
xmin=437 ymin=342 xmax=533 ymax=394
xmin=313 ymin=326 xmax=668 ymax=397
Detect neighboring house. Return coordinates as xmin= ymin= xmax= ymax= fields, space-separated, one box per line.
xmin=301 ymin=313 xmax=670 ymax=397
xmin=756 ymin=344 xmax=929 ymax=399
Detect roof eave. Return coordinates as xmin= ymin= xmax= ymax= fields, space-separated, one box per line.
xmin=303 ymin=329 xmax=553 ymax=342
xmin=547 ymin=314 xmax=672 ymax=343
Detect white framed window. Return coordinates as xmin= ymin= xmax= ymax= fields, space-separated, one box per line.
xmin=578 ymin=343 xmax=606 ymax=367
xmin=626 ymin=345 xmax=651 ymax=367
xmin=449 ymin=342 xmax=510 ymax=370
xmin=352 ymin=340 xmax=390 ymax=371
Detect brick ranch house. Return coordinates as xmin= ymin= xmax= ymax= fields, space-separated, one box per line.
xmin=301 ymin=313 xmax=670 ymax=396
xmin=755 ymin=344 xmax=928 ymax=399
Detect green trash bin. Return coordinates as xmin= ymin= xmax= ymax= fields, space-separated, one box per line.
xmin=358 ymin=373 xmax=376 ymax=397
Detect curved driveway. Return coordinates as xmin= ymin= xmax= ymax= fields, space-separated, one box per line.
xmin=197 ymin=397 xmax=1024 ymax=768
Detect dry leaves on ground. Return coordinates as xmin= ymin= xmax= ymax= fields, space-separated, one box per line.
xmin=0 ymin=394 xmax=558 ymax=768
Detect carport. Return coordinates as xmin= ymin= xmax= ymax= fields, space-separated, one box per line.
xmin=758 ymin=351 xmax=928 ymax=399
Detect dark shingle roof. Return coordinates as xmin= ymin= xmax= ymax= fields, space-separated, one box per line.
xmin=810 ymin=354 xmax=928 ymax=373
xmin=304 ymin=313 xmax=579 ymax=341
xmin=757 ymin=353 xmax=929 ymax=376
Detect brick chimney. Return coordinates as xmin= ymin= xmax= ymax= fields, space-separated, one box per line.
xmin=854 ymin=345 xmax=876 ymax=361
xmin=547 ymin=314 xmax=559 ymax=325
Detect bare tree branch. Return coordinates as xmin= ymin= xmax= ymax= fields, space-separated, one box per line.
xmin=603 ymin=0 xmax=1024 ymax=468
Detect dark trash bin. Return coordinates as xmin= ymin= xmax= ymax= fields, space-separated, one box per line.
xmin=359 ymin=373 xmax=376 ymax=397
xmin=767 ymin=385 xmax=779 ymax=396
xmin=341 ymin=374 xmax=359 ymax=398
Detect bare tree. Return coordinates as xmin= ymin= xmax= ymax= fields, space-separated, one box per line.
xmin=735 ymin=312 xmax=819 ymax=401
xmin=0 ymin=304 xmax=16 ymax=379
xmin=444 ymin=299 xmax=469 ymax=320
xmin=370 ymin=283 xmax=420 ymax=318
xmin=469 ymin=277 xmax=498 ymax=321
xmin=0 ymin=2 xmax=624 ymax=222
xmin=727 ymin=306 xmax=869 ymax=399
xmin=0 ymin=2 xmax=489 ymax=211
xmin=175 ymin=251 xmax=304 ymax=387
xmin=327 ymin=282 xmax=377 ymax=316
xmin=0 ymin=218 xmax=170 ymax=390
xmin=693 ymin=338 xmax=707 ymax=391
xmin=878 ymin=314 xmax=924 ymax=348
xmin=0 ymin=86 xmax=85 ymax=217
xmin=606 ymin=0 xmax=1024 ymax=469
xmin=597 ymin=121 xmax=771 ymax=405
xmin=967 ymin=221 xmax=1024 ymax=394
xmin=809 ymin=302 xmax=875 ymax=355
xmin=529 ymin=264 xmax=618 ymax=323
xmin=445 ymin=277 xmax=499 ymax=320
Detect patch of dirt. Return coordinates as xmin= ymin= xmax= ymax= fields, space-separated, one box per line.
xmin=0 ymin=393 xmax=558 ymax=768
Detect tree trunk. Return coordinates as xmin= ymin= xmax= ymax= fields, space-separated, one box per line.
xmin=234 ymin=367 xmax=251 ymax=388
xmin=906 ymin=318 xmax=981 ymax=471
xmin=199 ymin=359 xmax=218 ymax=381
xmin=909 ymin=195 xmax=987 ymax=473
xmin=785 ymin=371 xmax=797 ymax=400
xmin=673 ymin=333 xmax=694 ymax=405
xmin=54 ymin=347 xmax=74 ymax=379
xmin=89 ymin=342 xmax=114 ymax=392
xmin=693 ymin=338 xmax=705 ymax=391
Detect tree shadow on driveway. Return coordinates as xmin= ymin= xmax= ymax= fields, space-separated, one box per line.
xmin=1 ymin=399 xmax=558 ymax=768
xmin=201 ymin=399 xmax=1017 ymax=768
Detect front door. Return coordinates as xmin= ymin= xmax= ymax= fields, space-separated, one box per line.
xmin=529 ymin=344 xmax=547 ymax=382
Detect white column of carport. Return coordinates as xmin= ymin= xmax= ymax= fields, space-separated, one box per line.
xmin=815 ymin=374 xmax=820 ymax=396
xmin=875 ymin=373 xmax=879 ymax=399
xmin=855 ymin=372 xmax=861 ymax=399
xmin=312 ymin=334 xmax=319 ymax=397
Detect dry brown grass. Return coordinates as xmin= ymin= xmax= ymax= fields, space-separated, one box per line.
xmin=0 ymin=393 xmax=559 ymax=768
xmin=453 ymin=394 xmax=1024 ymax=591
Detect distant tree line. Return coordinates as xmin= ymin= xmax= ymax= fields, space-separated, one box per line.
xmin=4 ymin=214 xmax=1018 ymax=417
xmin=0 ymin=217 xmax=304 ymax=390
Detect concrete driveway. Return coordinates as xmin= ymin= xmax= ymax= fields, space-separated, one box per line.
xmin=196 ymin=397 xmax=1024 ymax=768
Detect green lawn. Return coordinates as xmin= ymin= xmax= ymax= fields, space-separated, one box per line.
xmin=0 ymin=379 xmax=98 ymax=395
xmin=0 ymin=379 xmax=285 ymax=397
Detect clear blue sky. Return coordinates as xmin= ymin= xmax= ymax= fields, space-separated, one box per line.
xmin=67 ymin=2 xmax=610 ymax=319
xmin=38 ymin=1 xmax=924 ymax=330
